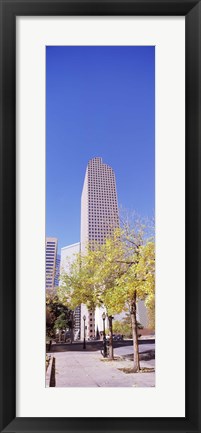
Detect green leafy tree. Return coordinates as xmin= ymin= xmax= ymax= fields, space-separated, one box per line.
xmin=59 ymin=224 xmax=155 ymax=370
xmin=92 ymin=230 xmax=132 ymax=359
xmin=115 ymin=241 xmax=155 ymax=371
xmin=59 ymin=249 xmax=101 ymax=310
xmin=53 ymin=312 xmax=68 ymax=342
xmin=59 ymin=248 xmax=104 ymax=347
xmin=46 ymin=294 xmax=73 ymax=340
xmin=93 ymin=227 xmax=155 ymax=371
xmin=59 ymin=238 xmax=122 ymax=359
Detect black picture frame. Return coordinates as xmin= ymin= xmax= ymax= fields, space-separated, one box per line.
xmin=0 ymin=0 xmax=200 ymax=432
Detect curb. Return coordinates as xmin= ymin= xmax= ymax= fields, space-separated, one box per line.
xmin=46 ymin=356 xmax=55 ymax=387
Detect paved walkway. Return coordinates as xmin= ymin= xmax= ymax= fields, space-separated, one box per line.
xmin=52 ymin=344 xmax=155 ymax=387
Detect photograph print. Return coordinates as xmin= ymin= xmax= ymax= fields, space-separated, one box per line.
xmin=46 ymin=46 xmax=155 ymax=388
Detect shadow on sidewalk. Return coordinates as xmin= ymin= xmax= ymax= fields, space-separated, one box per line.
xmin=48 ymin=339 xmax=155 ymax=353
xmin=121 ymin=349 xmax=155 ymax=361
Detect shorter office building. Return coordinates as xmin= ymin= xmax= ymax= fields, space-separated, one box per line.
xmin=46 ymin=237 xmax=58 ymax=291
xmin=54 ymin=254 xmax=61 ymax=287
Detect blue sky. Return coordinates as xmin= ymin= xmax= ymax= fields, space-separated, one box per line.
xmin=46 ymin=46 xmax=155 ymax=251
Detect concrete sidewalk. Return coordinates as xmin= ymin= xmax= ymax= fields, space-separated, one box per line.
xmin=52 ymin=345 xmax=155 ymax=387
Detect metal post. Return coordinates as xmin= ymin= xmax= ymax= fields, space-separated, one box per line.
xmin=83 ymin=315 xmax=86 ymax=349
xmin=102 ymin=312 xmax=107 ymax=357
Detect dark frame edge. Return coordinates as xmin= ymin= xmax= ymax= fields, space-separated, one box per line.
xmin=0 ymin=0 xmax=3 ymax=428
xmin=186 ymin=2 xmax=201 ymax=432
xmin=0 ymin=0 xmax=201 ymax=432
xmin=1 ymin=418 xmax=200 ymax=433
xmin=0 ymin=1 xmax=16 ymax=432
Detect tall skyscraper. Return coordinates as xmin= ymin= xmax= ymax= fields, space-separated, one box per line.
xmin=81 ymin=157 xmax=119 ymax=250
xmin=80 ymin=157 xmax=119 ymax=338
xmin=46 ymin=237 xmax=58 ymax=291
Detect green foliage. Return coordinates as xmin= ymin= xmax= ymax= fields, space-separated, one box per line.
xmin=147 ymin=295 xmax=155 ymax=329
xmin=53 ymin=312 xmax=68 ymax=331
xmin=112 ymin=318 xmax=132 ymax=338
xmin=59 ymin=226 xmax=155 ymax=322
xmin=112 ymin=316 xmax=143 ymax=338
xmin=116 ymin=240 xmax=155 ymax=312
xmin=58 ymin=219 xmax=155 ymax=370
xmin=59 ymin=249 xmax=102 ymax=311
xmin=46 ymin=294 xmax=73 ymax=337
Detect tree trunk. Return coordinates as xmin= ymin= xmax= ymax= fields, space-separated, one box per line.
xmin=130 ymin=290 xmax=140 ymax=372
xmin=108 ymin=315 xmax=114 ymax=359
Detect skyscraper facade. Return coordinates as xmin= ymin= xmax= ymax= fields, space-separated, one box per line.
xmin=81 ymin=157 xmax=119 ymax=250
xmin=46 ymin=237 xmax=58 ymax=291
xmin=54 ymin=254 xmax=61 ymax=287
xmin=80 ymin=157 xmax=119 ymax=338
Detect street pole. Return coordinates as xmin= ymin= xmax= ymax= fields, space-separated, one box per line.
xmin=83 ymin=315 xmax=86 ymax=349
xmin=102 ymin=312 xmax=107 ymax=357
